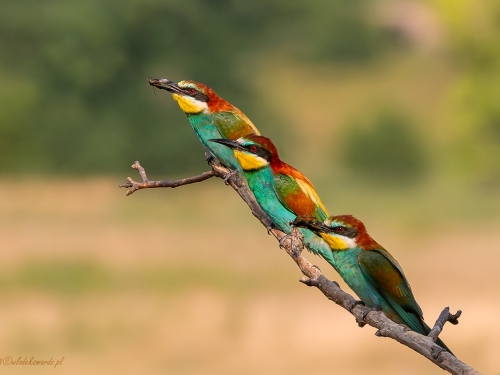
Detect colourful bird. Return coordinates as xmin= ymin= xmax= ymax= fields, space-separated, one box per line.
xmin=209 ymin=135 xmax=335 ymax=263
xmin=292 ymin=214 xmax=453 ymax=354
xmin=148 ymin=78 xmax=260 ymax=173
xmin=210 ymin=135 xmax=452 ymax=354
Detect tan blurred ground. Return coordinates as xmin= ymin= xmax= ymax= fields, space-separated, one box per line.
xmin=0 ymin=178 xmax=497 ymax=375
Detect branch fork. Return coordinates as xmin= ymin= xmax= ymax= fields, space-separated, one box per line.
xmin=428 ymin=307 xmax=462 ymax=343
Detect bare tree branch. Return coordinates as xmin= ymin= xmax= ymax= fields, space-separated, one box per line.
xmin=120 ymin=159 xmax=482 ymax=375
xmin=119 ymin=161 xmax=215 ymax=196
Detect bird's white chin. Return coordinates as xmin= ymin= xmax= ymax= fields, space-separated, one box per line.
xmin=341 ymin=237 xmax=357 ymax=249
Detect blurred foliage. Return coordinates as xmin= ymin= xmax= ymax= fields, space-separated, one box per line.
xmin=0 ymin=0 xmax=395 ymax=175
xmin=435 ymin=0 xmax=500 ymax=186
xmin=341 ymin=110 xmax=428 ymax=185
xmin=0 ymin=0 xmax=499 ymax=188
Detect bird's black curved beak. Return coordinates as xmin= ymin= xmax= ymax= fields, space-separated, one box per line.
xmin=148 ymin=78 xmax=183 ymax=94
xmin=291 ymin=216 xmax=332 ymax=233
xmin=209 ymin=139 xmax=245 ymax=151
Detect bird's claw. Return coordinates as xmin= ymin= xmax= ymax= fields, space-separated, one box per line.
xmin=279 ymin=234 xmax=293 ymax=249
xmin=205 ymin=152 xmax=215 ymax=165
xmin=348 ymin=300 xmax=365 ymax=313
xmin=431 ymin=346 xmax=445 ymax=360
xmin=266 ymin=223 xmax=275 ymax=235
xmin=223 ymin=169 xmax=238 ymax=185
xmin=290 ymin=226 xmax=304 ymax=242
xmin=362 ymin=305 xmax=382 ymax=321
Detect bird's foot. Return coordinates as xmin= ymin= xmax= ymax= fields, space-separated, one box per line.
xmin=362 ymin=305 xmax=382 ymax=321
xmin=291 ymin=226 xmax=304 ymax=242
xmin=348 ymin=300 xmax=368 ymax=327
xmin=266 ymin=223 xmax=276 ymax=235
xmin=348 ymin=300 xmax=365 ymax=313
xmin=356 ymin=305 xmax=382 ymax=327
xmin=223 ymin=169 xmax=238 ymax=185
xmin=205 ymin=151 xmax=215 ymax=165
xmin=279 ymin=234 xmax=293 ymax=249
xmin=431 ymin=346 xmax=445 ymax=360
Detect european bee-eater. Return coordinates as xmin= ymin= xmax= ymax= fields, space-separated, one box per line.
xmin=209 ymin=135 xmax=335 ymax=263
xmin=210 ymin=136 xmax=452 ymax=353
xmin=292 ymin=214 xmax=453 ymax=354
xmin=149 ymin=78 xmax=260 ymax=171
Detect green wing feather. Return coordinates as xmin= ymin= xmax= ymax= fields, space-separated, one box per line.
xmin=273 ymin=173 xmax=301 ymax=213
xmin=358 ymin=249 xmax=453 ymax=354
xmin=357 ymin=249 xmax=425 ymax=332
xmin=273 ymin=173 xmax=329 ymax=222
xmin=212 ymin=112 xmax=257 ymax=140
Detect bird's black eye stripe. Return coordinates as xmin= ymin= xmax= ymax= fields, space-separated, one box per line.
xmin=333 ymin=226 xmax=357 ymax=238
xmin=194 ymin=92 xmax=209 ymax=102
xmin=245 ymin=145 xmax=272 ymax=162
xmin=181 ymin=87 xmax=209 ymax=102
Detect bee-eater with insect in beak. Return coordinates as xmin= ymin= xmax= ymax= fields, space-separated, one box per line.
xmin=292 ymin=214 xmax=453 ymax=355
xmin=210 ymin=135 xmax=337 ymax=264
xmin=149 ymin=78 xmax=260 ymax=173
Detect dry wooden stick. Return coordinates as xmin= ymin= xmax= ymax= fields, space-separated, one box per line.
xmin=120 ymin=159 xmax=481 ymax=375
xmin=428 ymin=307 xmax=462 ymax=343
xmin=119 ymin=161 xmax=215 ymax=196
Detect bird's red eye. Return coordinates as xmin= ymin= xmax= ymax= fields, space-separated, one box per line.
xmin=188 ymin=88 xmax=197 ymax=95
xmin=249 ymin=146 xmax=258 ymax=153
xmin=336 ymin=226 xmax=345 ymax=233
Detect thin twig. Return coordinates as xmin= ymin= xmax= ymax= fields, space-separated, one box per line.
xmin=119 ymin=161 xmax=215 ymax=196
xmin=120 ymin=159 xmax=481 ymax=375
xmin=428 ymin=307 xmax=462 ymax=342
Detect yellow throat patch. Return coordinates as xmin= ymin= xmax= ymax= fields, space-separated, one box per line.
xmin=172 ymin=94 xmax=207 ymax=114
xmin=234 ymin=150 xmax=268 ymax=171
xmin=320 ymin=233 xmax=350 ymax=250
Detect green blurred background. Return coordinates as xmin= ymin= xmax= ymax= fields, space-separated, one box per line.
xmin=0 ymin=0 xmax=499 ymax=374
